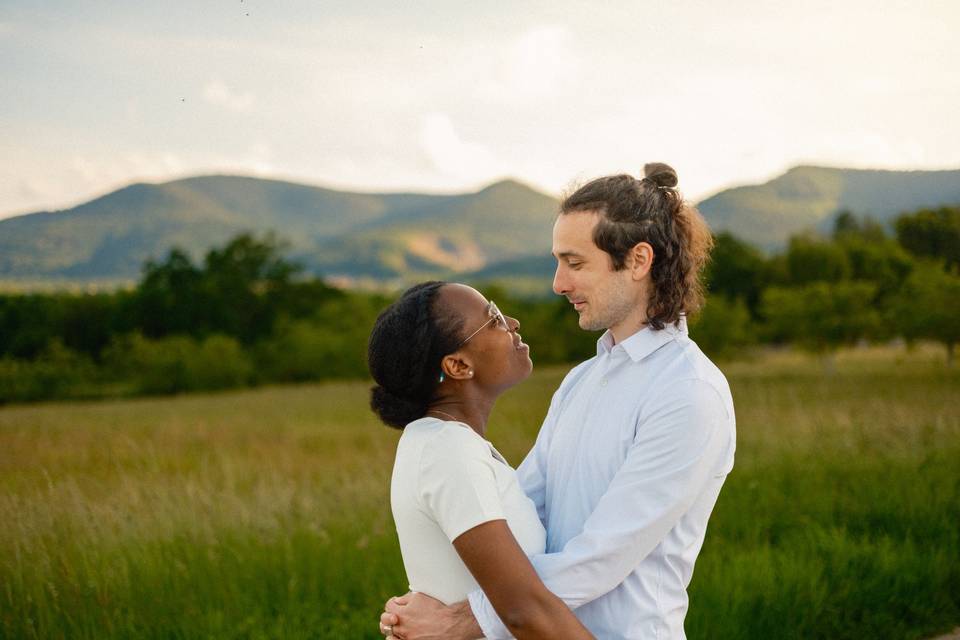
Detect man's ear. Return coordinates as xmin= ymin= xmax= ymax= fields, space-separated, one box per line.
xmin=628 ymin=242 xmax=655 ymax=281
xmin=439 ymin=353 xmax=475 ymax=381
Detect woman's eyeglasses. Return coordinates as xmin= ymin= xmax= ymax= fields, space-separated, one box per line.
xmin=457 ymin=300 xmax=508 ymax=348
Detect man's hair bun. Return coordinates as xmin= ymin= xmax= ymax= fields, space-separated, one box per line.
xmin=643 ymin=162 xmax=679 ymax=188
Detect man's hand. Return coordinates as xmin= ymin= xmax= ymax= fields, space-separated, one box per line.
xmin=378 ymin=592 xmax=483 ymax=640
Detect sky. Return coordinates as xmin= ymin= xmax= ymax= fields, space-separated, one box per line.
xmin=1 ymin=0 xmax=958 ymax=219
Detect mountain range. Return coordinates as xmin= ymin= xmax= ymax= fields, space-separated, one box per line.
xmin=697 ymin=165 xmax=960 ymax=248
xmin=1 ymin=166 xmax=958 ymax=290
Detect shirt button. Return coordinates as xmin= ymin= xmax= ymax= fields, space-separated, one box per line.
xmin=600 ymin=377 xmax=608 ymax=386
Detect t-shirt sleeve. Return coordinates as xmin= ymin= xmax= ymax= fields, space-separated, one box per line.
xmin=417 ymin=425 xmax=506 ymax=542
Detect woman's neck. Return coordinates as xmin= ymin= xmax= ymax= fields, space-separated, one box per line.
xmin=426 ymin=394 xmax=494 ymax=437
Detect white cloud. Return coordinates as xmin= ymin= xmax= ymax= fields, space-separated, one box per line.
xmin=461 ymin=25 xmax=582 ymax=108
xmin=505 ymin=25 xmax=580 ymax=97
xmin=419 ymin=113 xmax=500 ymax=183
xmin=69 ymin=153 xmax=185 ymax=187
xmin=202 ymin=79 xmax=256 ymax=113
xmin=201 ymin=143 xmax=276 ymax=177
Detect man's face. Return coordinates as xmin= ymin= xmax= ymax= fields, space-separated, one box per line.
xmin=552 ymin=211 xmax=639 ymax=334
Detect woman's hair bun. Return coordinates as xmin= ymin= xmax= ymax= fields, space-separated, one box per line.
xmin=370 ymin=385 xmax=427 ymax=430
xmin=643 ymin=162 xmax=679 ymax=188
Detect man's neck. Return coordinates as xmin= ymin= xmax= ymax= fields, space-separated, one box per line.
xmin=609 ymin=313 xmax=649 ymax=345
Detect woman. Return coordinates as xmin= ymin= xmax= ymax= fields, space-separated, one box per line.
xmin=368 ymin=281 xmax=593 ymax=639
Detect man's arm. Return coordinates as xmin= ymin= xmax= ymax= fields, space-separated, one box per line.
xmin=469 ymin=379 xmax=733 ymax=638
xmin=380 ymin=521 xmax=594 ymax=640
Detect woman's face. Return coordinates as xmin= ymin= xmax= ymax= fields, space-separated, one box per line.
xmin=441 ymin=284 xmax=532 ymax=390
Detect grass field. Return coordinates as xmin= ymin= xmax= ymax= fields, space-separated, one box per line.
xmin=1 ymin=345 xmax=958 ymax=639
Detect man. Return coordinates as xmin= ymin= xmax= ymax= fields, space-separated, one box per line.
xmin=380 ymin=163 xmax=736 ymax=639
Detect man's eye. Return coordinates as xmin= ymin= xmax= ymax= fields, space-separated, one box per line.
xmin=568 ymin=262 xmax=582 ymax=269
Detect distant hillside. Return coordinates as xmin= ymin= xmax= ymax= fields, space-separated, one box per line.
xmin=2 ymin=166 xmax=958 ymax=289
xmin=312 ymin=180 xmax=559 ymax=280
xmin=698 ymin=166 xmax=960 ymax=249
xmin=0 ymin=176 xmax=558 ymax=284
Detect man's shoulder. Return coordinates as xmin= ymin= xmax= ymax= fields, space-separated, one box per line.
xmin=647 ymin=338 xmax=733 ymax=405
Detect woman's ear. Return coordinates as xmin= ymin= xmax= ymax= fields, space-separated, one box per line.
xmin=628 ymin=242 xmax=655 ymax=281
xmin=439 ymin=354 xmax=475 ymax=381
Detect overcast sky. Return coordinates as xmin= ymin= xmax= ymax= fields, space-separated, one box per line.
xmin=1 ymin=0 xmax=958 ymax=219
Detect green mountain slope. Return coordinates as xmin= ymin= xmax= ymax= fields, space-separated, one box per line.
xmin=0 ymin=175 xmax=558 ymax=283
xmin=313 ymin=180 xmax=558 ymax=279
xmin=697 ymin=166 xmax=960 ymax=249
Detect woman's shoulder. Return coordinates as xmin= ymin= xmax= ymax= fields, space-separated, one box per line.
xmin=399 ymin=418 xmax=494 ymax=468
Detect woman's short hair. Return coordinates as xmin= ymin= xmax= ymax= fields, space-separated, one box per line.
xmin=367 ymin=281 xmax=464 ymax=429
xmin=560 ymin=162 xmax=713 ymax=330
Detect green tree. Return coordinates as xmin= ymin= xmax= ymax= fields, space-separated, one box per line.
xmin=200 ymin=233 xmax=302 ymax=344
xmin=832 ymin=210 xmax=887 ymax=243
xmin=834 ymin=236 xmax=914 ymax=327
xmin=762 ymin=282 xmax=880 ymax=372
xmin=135 ymin=248 xmax=205 ymax=338
xmin=704 ymin=232 xmax=768 ymax=315
xmin=785 ymin=235 xmax=851 ymax=285
xmin=889 ymin=262 xmax=960 ymax=367
xmin=689 ymin=295 xmax=753 ymax=360
xmin=60 ymin=293 xmax=121 ymax=360
xmin=133 ymin=233 xmax=307 ymax=344
xmin=0 ymin=294 xmax=66 ymax=359
xmin=895 ymin=206 xmax=960 ymax=272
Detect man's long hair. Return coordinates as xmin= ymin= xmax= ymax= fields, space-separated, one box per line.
xmin=560 ymin=163 xmax=713 ymax=330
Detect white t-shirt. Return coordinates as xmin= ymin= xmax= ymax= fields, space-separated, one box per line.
xmin=390 ymin=417 xmax=546 ymax=605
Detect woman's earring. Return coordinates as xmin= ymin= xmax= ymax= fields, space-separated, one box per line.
xmin=468 ymin=370 xmax=474 ymax=377
xmin=439 ymin=372 xmax=445 ymax=382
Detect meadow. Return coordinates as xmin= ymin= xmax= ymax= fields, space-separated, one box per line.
xmin=1 ymin=345 xmax=958 ymax=639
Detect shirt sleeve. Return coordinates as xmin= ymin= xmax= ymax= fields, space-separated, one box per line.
xmin=469 ymin=378 xmax=732 ymax=638
xmin=418 ymin=425 xmax=506 ymax=542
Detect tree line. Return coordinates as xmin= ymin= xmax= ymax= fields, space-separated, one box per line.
xmin=0 ymin=206 xmax=957 ymax=403
xmin=695 ymin=206 xmax=959 ymax=367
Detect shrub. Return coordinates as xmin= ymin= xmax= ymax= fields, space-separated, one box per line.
xmin=0 ymin=339 xmax=95 ymax=403
xmin=106 ymin=333 xmax=252 ymax=394
xmin=254 ymin=319 xmax=368 ymax=383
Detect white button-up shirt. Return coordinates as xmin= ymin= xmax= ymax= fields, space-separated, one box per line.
xmin=468 ymin=318 xmax=736 ymax=639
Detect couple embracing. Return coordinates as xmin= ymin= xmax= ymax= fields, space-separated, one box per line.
xmin=367 ymin=163 xmax=736 ymax=639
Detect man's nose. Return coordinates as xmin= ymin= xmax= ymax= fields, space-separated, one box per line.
xmin=553 ymin=265 xmax=568 ymax=295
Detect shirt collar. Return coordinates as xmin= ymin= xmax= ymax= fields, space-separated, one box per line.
xmin=596 ymin=315 xmax=688 ymax=362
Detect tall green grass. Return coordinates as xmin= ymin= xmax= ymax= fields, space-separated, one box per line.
xmin=1 ymin=346 xmax=957 ymax=639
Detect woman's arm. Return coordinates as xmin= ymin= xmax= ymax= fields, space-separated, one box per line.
xmin=452 ymin=519 xmax=594 ymax=640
